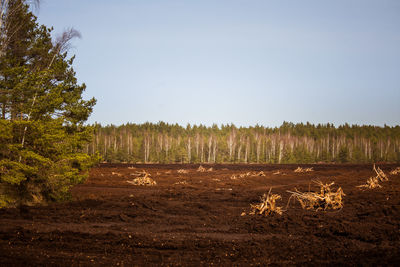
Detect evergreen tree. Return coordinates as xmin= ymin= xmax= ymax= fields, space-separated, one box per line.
xmin=0 ymin=0 xmax=96 ymax=208
xmin=338 ymin=146 xmax=349 ymax=163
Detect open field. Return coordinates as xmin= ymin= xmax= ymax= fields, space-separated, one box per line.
xmin=1 ymin=163 xmax=400 ymax=266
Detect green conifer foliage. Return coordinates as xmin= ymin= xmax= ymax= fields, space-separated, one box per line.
xmin=0 ymin=0 xmax=96 ymax=207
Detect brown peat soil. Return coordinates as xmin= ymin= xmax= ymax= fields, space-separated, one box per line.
xmin=1 ymin=163 xmax=400 ymax=266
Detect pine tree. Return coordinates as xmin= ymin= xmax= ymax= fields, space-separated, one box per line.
xmin=0 ymin=0 xmax=96 ymax=208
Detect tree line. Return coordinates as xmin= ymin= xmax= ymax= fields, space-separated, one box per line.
xmin=87 ymin=122 xmax=400 ymax=164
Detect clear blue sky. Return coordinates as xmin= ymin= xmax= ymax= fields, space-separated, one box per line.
xmin=37 ymin=0 xmax=400 ymax=127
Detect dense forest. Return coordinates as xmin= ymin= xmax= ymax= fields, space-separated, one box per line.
xmin=86 ymin=122 xmax=400 ymax=164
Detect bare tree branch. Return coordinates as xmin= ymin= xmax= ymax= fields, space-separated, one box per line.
xmin=54 ymin=27 xmax=81 ymax=54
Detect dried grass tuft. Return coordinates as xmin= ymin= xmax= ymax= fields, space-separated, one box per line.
xmin=126 ymin=170 xmax=156 ymax=186
xmin=177 ymin=169 xmax=189 ymax=174
xmin=287 ymin=180 xmax=345 ymax=211
xmin=249 ymin=188 xmax=283 ymax=216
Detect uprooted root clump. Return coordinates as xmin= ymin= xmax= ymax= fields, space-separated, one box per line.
xmin=287 ymin=180 xmax=345 ymax=211
xmin=294 ymin=167 xmax=314 ymax=173
xmin=248 ymin=188 xmax=283 ymax=216
xmin=231 ymin=171 xmax=266 ymax=180
xmin=358 ymin=176 xmax=382 ymax=189
xmin=174 ymin=180 xmax=188 ymax=185
xmin=390 ymin=167 xmax=400 ymax=175
xmin=127 ymin=170 xmax=156 ymax=186
xmin=357 ymin=164 xmax=388 ymax=189
xmin=374 ymin=164 xmax=388 ymax=181
xmin=197 ymin=165 xmax=206 ymax=172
